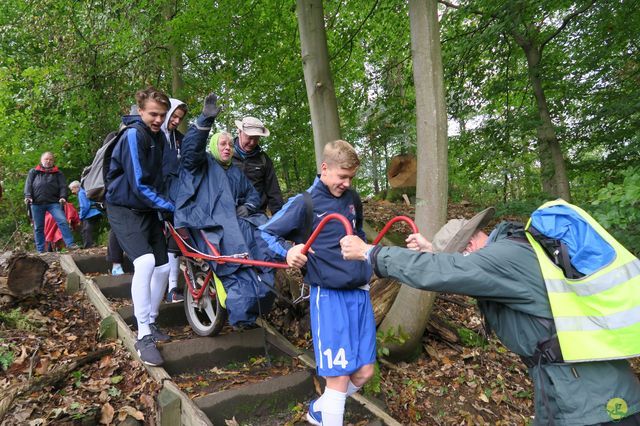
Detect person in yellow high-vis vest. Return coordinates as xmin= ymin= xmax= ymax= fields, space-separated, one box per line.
xmin=340 ymin=207 xmax=640 ymax=426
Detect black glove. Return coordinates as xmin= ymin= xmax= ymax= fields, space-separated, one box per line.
xmin=160 ymin=211 xmax=174 ymax=223
xmin=197 ymin=92 xmax=221 ymax=127
xmin=236 ymin=205 xmax=249 ymax=218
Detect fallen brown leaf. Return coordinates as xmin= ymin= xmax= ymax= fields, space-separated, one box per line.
xmin=34 ymin=357 xmax=49 ymax=375
xmin=119 ymin=405 xmax=144 ymax=421
xmin=99 ymin=402 xmax=115 ymax=424
xmin=225 ymin=417 xmax=240 ymax=426
xmin=99 ymin=355 xmax=112 ymax=369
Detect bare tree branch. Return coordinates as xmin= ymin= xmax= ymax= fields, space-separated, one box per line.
xmin=540 ymin=0 xmax=597 ymax=53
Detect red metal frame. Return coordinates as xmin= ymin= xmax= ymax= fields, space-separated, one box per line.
xmin=168 ymin=213 xmax=419 ymax=302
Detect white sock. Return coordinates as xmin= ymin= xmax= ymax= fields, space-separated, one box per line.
xmin=132 ymin=254 xmax=156 ymax=339
xmin=346 ymin=380 xmax=361 ymax=396
xmin=167 ymin=253 xmax=180 ymax=293
xmin=149 ymin=262 xmax=170 ymax=324
xmin=319 ymin=387 xmax=346 ymax=426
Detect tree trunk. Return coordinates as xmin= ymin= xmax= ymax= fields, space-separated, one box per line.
xmin=164 ymin=0 xmax=187 ymax=134
xmin=281 ymin=157 xmax=291 ymax=193
xmin=517 ymin=40 xmax=571 ymax=201
xmin=370 ymin=135 xmax=380 ymax=194
xmin=379 ymin=0 xmax=448 ymax=360
xmin=296 ymin=0 xmax=342 ymax=172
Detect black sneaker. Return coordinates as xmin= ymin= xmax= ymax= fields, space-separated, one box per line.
xmin=149 ymin=323 xmax=171 ymax=343
xmin=135 ymin=335 xmax=163 ymax=366
xmin=165 ymin=288 xmax=184 ymax=304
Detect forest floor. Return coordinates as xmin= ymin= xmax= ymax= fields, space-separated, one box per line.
xmin=0 ymin=252 xmax=159 ymax=425
xmin=1 ymin=200 xmax=638 ymax=425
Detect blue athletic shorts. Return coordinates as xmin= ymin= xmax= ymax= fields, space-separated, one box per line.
xmin=310 ymin=286 xmax=376 ymax=377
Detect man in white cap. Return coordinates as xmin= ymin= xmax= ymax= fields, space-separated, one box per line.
xmin=340 ymin=208 xmax=640 ymax=426
xmin=232 ymin=116 xmax=283 ymax=215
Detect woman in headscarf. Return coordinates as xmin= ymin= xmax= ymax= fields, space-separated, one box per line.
xmin=171 ymin=102 xmax=274 ymax=328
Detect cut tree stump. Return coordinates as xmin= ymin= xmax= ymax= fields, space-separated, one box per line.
xmin=5 ymin=253 xmax=49 ymax=297
xmin=387 ymin=154 xmax=417 ymax=188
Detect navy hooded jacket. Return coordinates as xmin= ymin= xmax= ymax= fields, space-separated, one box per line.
xmin=172 ymin=123 xmax=262 ymax=275
xmin=259 ymin=176 xmax=372 ymax=290
xmin=105 ymin=115 xmax=174 ymax=212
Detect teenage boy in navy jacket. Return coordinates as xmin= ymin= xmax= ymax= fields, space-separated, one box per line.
xmin=259 ymin=140 xmax=374 ymax=426
xmin=105 ymin=87 xmax=175 ymax=367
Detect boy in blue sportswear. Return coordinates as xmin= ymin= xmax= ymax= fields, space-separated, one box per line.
xmin=105 ymin=87 xmax=176 ymax=367
xmin=259 ymin=140 xmax=375 ymax=426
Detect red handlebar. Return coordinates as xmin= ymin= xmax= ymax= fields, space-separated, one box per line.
xmin=167 ymin=214 xmax=416 ymax=268
xmin=372 ymin=215 xmax=419 ymax=245
xmin=301 ymin=213 xmax=353 ymax=255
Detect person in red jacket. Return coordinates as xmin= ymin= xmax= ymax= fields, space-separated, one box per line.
xmin=44 ymin=202 xmax=80 ymax=251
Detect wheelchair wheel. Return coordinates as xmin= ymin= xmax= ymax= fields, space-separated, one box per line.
xmin=183 ymin=261 xmax=227 ymax=336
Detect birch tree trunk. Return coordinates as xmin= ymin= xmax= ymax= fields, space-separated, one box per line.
xmin=379 ymin=0 xmax=448 ymax=360
xmin=296 ymin=0 xmax=341 ymax=172
xmin=164 ymin=0 xmax=186 ymax=133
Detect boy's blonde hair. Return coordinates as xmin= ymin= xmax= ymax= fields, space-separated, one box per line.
xmin=322 ymin=140 xmax=360 ymax=169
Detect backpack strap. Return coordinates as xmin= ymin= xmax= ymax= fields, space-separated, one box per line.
xmin=301 ymin=191 xmax=314 ymax=242
xmin=528 ymin=226 xmax=583 ymax=279
xmin=350 ymin=189 xmax=363 ymax=233
xmin=299 ymin=188 xmax=362 ymax=241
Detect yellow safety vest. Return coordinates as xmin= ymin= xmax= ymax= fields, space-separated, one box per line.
xmin=525 ymin=199 xmax=640 ymax=362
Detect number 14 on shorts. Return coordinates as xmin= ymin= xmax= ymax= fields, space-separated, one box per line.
xmin=323 ymin=347 xmax=349 ymax=369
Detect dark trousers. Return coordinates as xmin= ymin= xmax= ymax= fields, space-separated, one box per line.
xmin=81 ymin=215 xmax=101 ymax=248
xmin=107 ymin=230 xmax=124 ymax=263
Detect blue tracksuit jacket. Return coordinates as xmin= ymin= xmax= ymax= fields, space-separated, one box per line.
xmin=259 ymin=176 xmax=372 ymax=289
xmin=105 ymin=115 xmax=174 ymax=212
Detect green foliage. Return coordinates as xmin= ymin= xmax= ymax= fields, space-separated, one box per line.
xmin=0 ymin=0 xmax=638 ymax=253
xmin=0 ymin=340 xmax=15 ymax=371
xmin=456 ymin=327 xmax=488 ymax=348
xmin=0 ymin=308 xmax=40 ymax=331
xmin=376 ymin=326 xmax=409 ymax=359
xmin=590 ymin=167 xmax=640 ymax=256
xmin=71 ymin=370 xmax=86 ymax=388
xmin=363 ymin=362 xmax=381 ymax=395
xmin=494 ymin=197 xmax=547 ymax=221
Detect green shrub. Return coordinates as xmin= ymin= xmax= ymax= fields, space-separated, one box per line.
xmin=590 ymin=167 xmax=640 ymax=256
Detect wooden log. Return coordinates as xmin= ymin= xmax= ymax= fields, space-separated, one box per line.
xmin=369 ymin=277 xmax=401 ymax=326
xmin=425 ymin=314 xmax=460 ymax=344
xmin=65 ymin=272 xmax=80 ymax=294
xmin=158 ymin=387 xmax=181 ymax=426
xmin=6 ymin=253 xmax=48 ymax=296
xmin=0 ymin=277 xmax=12 ymax=296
